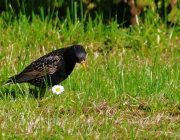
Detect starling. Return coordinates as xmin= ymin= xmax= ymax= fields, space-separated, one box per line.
xmin=3 ymin=45 xmax=87 ymax=89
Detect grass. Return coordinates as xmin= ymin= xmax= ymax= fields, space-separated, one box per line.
xmin=1 ymin=10 xmax=180 ymax=139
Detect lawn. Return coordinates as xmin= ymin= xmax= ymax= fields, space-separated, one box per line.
xmin=0 ymin=12 xmax=180 ymax=139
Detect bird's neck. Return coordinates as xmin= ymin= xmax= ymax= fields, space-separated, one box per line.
xmin=64 ymin=48 xmax=76 ymax=75
xmin=64 ymin=47 xmax=76 ymax=62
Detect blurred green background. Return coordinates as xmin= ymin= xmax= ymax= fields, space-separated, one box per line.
xmin=0 ymin=0 xmax=179 ymax=26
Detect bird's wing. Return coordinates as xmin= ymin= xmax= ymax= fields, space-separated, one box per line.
xmin=14 ymin=55 xmax=62 ymax=82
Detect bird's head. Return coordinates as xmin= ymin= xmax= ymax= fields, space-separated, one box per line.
xmin=73 ymin=45 xmax=87 ymax=70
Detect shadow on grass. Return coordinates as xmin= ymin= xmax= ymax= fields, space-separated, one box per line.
xmin=0 ymin=86 xmax=46 ymax=99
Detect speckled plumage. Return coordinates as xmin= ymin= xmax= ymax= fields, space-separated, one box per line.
xmin=4 ymin=45 xmax=87 ymax=88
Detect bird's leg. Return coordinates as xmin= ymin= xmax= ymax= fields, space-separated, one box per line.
xmin=39 ymin=87 xmax=52 ymax=99
xmin=29 ymin=86 xmax=46 ymax=99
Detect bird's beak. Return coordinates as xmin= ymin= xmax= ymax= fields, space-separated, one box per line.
xmin=80 ymin=60 xmax=86 ymax=70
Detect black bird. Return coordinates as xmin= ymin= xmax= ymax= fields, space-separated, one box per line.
xmin=3 ymin=45 xmax=87 ymax=89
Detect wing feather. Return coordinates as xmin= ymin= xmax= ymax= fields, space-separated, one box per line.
xmin=14 ymin=55 xmax=61 ymax=82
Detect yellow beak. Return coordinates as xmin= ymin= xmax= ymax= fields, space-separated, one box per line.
xmin=80 ymin=60 xmax=86 ymax=70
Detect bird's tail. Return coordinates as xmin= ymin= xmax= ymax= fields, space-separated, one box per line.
xmin=1 ymin=78 xmax=14 ymax=87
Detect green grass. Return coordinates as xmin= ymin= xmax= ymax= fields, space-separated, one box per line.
xmin=1 ymin=11 xmax=180 ymax=139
